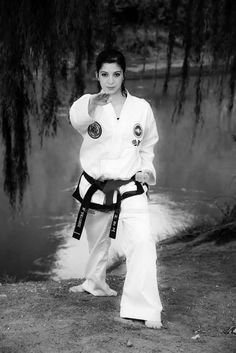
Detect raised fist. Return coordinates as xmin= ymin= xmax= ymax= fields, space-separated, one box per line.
xmin=135 ymin=170 xmax=151 ymax=184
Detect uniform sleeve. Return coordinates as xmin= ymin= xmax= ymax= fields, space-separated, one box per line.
xmin=140 ymin=103 xmax=159 ymax=185
xmin=69 ymin=94 xmax=93 ymax=135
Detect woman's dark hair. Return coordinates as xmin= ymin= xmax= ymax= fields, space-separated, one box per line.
xmin=96 ymin=48 xmax=127 ymax=97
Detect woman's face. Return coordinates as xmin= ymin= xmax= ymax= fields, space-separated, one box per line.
xmin=97 ymin=62 xmax=124 ymax=96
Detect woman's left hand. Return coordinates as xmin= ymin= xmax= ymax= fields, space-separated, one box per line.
xmin=135 ymin=170 xmax=151 ymax=184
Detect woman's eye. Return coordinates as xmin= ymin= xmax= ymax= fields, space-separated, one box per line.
xmin=101 ymin=73 xmax=108 ymax=77
xmin=114 ymin=73 xmax=121 ymax=77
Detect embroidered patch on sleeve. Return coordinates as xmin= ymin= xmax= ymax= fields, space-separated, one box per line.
xmin=88 ymin=121 xmax=102 ymax=139
xmin=133 ymin=123 xmax=143 ymax=138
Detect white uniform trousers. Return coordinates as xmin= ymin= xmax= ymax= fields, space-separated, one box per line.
xmin=80 ymin=192 xmax=163 ymax=322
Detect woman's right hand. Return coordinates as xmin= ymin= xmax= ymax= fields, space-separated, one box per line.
xmin=90 ymin=91 xmax=111 ymax=106
xmin=88 ymin=91 xmax=111 ymax=117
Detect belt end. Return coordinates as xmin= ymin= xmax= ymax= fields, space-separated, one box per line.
xmin=72 ymin=231 xmax=82 ymax=240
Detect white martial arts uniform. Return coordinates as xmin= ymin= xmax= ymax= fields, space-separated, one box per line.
xmin=69 ymin=91 xmax=163 ymax=322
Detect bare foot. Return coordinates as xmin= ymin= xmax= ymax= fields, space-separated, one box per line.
xmin=114 ymin=317 xmax=144 ymax=327
xmin=69 ymin=285 xmax=85 ymax=293
xmin=145 ymin=320 xmax=162 ymax=329
xmin=69 ymin=285 xmax=117 ymax=296
xmin=105 ymin=288 xmax=117 ymax=296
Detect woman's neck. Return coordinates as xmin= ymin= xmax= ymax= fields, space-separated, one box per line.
xmin=110 ymin=90 xmax=126 ymax=104
xmin=110 ymin=91 xmax=126 ymax=118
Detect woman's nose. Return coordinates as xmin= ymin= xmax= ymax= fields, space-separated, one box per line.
xmin=108 ymin=75 xmax=114 ymax=84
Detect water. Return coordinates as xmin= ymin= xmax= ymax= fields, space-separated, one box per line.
xmin=0 ymin=75 xmax=235 ymax=281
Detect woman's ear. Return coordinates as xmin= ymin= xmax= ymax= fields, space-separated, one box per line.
xmin=95 ymin=72 xmax=99 ymax=80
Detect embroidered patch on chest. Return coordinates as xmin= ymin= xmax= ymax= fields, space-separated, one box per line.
xmin=88 ymin=121 xmax=102 ymax=139
xmin=132 ymin=139 xmax=141 ymax=146
xmin=133 ymin=123 xmax=143 ymax=138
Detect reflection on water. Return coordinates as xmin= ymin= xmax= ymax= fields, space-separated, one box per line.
xmin=50 ymin=223 xmax=88 ymax=280
xmin=0 ymin=215 xmax=60 ymax=281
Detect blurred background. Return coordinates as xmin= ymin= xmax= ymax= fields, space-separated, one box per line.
xmin=0 ymin=0 xmax=235 ymax=282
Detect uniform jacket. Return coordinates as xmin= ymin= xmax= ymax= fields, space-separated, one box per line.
xmin=69 ymin=91 xmax=159 ymax=188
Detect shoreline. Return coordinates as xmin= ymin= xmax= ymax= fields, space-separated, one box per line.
xmin=80 ymin=62 xmax=226 ymax=83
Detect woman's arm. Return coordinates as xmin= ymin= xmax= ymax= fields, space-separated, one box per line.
xmin=69 ymin=94 xmax=93 ymax=135
xmin=69 ymin=92 xmax=111 ymax=135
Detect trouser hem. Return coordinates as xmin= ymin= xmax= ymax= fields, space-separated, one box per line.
xmin=120 ymin=307 xmax=162 ymax=322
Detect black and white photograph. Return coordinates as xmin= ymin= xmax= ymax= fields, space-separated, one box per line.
xmin=0 ymin=1 xmax=235 ymax=352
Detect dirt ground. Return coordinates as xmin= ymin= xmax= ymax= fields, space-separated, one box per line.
xmin=0 ymin=237 xmax=235 ymax=353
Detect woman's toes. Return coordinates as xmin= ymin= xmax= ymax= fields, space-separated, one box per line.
xmin=107 ymin=289 xmax=117 ymax=296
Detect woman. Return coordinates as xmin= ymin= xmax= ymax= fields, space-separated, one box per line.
xmin=69 ymin=48 xmax=163 ymax=329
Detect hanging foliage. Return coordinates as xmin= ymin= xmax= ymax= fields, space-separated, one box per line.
xmin=0 ymin=0 xmax=236 ymax=208
xmin=0 ymin=0 xmax=98 ymax=208
xmin=163 ymin=0 xmax=180 ymax=93
xmin=192 ymin=0 xmax=206 ymax=131
xmin=0 ymin=1 xmax=31 ymax=208
xmin=171 ymin=0 xmax=193 ymax=120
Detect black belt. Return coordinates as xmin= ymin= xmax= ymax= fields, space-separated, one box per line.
xmin=72 ymin=171 xmax=145 ymax=240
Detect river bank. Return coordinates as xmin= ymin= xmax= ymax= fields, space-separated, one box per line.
xmin=0 ymin=234 xmax=235 ymax=353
